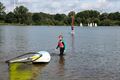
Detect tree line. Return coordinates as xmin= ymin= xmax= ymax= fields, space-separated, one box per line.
xmin=0 ymin=2 xmax=120 ymax=26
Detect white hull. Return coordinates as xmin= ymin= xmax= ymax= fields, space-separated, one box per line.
xmin=34 ymin=51 xmax=51 ymax=63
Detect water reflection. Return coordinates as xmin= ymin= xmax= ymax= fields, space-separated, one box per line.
xmin=0 ymin=26 xmax=29 ymax=57
xmin=59 ymin=55 xmax=65 ymax=67
xmin=71 ymin=34 xmax=75 ymax=54
xmin=9 ymin=63 xmax=47 ymax=80
xmin=0 ymin=27 xmax=5 ymax=54
xmin=58 ymin=55 xmax=65 ymax=77
xmin=14 ymin=27 xmax=30 ymax=53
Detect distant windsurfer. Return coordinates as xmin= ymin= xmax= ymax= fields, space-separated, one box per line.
xmin=56 ymin=35 xmax=66 ymax=55
xmin=71 ymin=16 xmax=74 ymax=34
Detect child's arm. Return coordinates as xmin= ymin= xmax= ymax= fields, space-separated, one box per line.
xmin=62 ymin=42 xmax=66 ymax=50
xmin=56 ymin=42 xmax=59 ymax=49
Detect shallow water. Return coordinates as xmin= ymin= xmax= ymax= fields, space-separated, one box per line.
xmin=1 ymin=26 xmax=120 ymax=80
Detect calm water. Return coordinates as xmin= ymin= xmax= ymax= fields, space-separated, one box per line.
xmin=1 ymin=26 xmax=120 ymax=80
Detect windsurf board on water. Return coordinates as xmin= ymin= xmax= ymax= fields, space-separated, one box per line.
xmin=8 ymin=51 xmax=51 ymax=63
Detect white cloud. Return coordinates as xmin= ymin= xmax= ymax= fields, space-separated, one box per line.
xmin=0 ymin=0 xmax=120 ymax=14
xmin=107 ymin=0 xmax=120 ymax=1
xmin=79 ymin=0 xmax=108 ymax=12
xmin=18 ymin=0 xmax=39 ymax=3
xmin=98 ymin=0 xmax=106 ymax=3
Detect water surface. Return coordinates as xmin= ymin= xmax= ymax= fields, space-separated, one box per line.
xmin=0 ymin=26 xmax=120 ymax=80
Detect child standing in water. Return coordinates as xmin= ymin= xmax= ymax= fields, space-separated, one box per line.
xmin=56 ymin=35 xmax=65 ymax=55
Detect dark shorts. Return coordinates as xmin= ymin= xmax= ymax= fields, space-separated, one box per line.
xmin=60 ymin=48 xmax=65 ymax=55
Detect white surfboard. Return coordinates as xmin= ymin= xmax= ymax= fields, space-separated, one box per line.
xmin=9 ymin=51 xmax=51 ymax=63
xmin=33 ymin=51 xmax=51 ymax=63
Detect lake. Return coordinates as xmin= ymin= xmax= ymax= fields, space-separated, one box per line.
xmin=0 ymin=26 xmax=120 ymax=80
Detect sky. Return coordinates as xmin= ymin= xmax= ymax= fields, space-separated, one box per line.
xmin=0 ymin=0 xmax=120 ymax=14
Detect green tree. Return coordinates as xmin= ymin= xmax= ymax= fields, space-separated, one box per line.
xmin=0 ymin=2 xmax=5 ymax=12
xmin=114 ymin=21 xmax=120 ymax=26
xmin=32 ymin=12 xmax=55 ymax=25
xmin=99 ymin=13 xmax=108 ymax=21
xmin=25 ymin=12 xmax=32 ymax=25
xmin=54 ymin=14 xmax=66 ymax=21
xmin=39 ymin=12 xmax=54 ymax=25
xmin=14 ymin=6 xmax=31 ymax=24
xmin=32 ymin=13 xmax=41 ymax=24
xmin=76 ymin=17 xmax=82 ymax=25
xmin=108 ymin=12 xmax=120 ymax=21
xmin=76 ymin=10 xmax=100 ymax=25
xmin=76 ymin=10 xmax=100 ymax=19
xmin=0 ymin=2 xmax=6 ymax=22
xmin=93 ymin=18 xmax=100 ymax=25
xmin=100 ymin=19 xmax=113 ymax=26
xmin=5 ymin=12 xmax=16 ymax=23
xmin=63 ymin=17 xmax=71 ymax=25
xmin=68 ymin=11 xmax=75 ymax=17
xmin=53 ymin=13 xmax=66 ymax=25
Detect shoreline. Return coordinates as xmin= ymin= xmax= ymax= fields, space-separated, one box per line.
xmin=0 ymin=23 xmax=120 ymax=27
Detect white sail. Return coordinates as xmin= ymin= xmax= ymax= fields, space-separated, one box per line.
xmin=80 ymin=23 xmax=83 ymax=27
xmin=89 ymin=23 xmax=93 ymax=27
xmin=88 ymin=23 xmax=90 ymax=26
xmin=95 ymin=23 xmax=97 ymax=27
